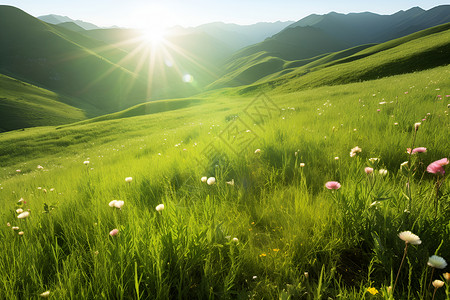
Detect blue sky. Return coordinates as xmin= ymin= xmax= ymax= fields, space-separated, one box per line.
xmin=2 ymin=0 xmax=449 ymax=28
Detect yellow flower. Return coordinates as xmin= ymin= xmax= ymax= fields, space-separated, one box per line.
xmin=273 ymin=249 xmax=280 ymax=252
xmin=259 ymin=253 xmax=266 ymax=257
xmin=367 ymin=287 xmax=378 ymax=295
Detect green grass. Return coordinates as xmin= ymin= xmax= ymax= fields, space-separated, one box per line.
xmin=0 ymin=74 xmax=86 ymax=131
xmin=0 ymin=64 xmax=449 ymax=299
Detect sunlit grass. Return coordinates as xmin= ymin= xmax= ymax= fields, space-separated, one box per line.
xmin=0 ymin=65 xmax=449 ymax=299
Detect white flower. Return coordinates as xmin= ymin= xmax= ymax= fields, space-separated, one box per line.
xmin=12 ymin=226 xmax=19 ymax=230
xmin=398 ymin=231 xmax=421 ymax=245
xmin=369 ymin=158 xmax=379 ymax=163
xmin=414 ymin=122 xmax=421 ymax=131
xmin=350 ymin=146 xmax=362 ymax=157
xmin=232 ymin=237 xmax=239 ymax=243
xmin=254 ymin=149 xmax=261 ymax=154
xmin=125 ymin=177 xmax=133 ymax=183
xmin=226 ymin=179 xmax=234 ymax=186
xmin=37 ymin=165 xmax=44 ymax=170
xmin=109 ymin=200 xmax=117 ymax=207
xmin=334 ymin=157 xmax=339 ymax=160
xmin=432 ymin=280 xmax=444 ymax=288
xmin=299 ymin=163 xmax=305 ymax=167
xmin=83 ymin=160 xmax=90 ymax=165
xmin=18 ymin=231 xmax=24 ymax=236
xmin=40 ymin=290 xmax=51 ymax=298
xmin=427 ymin=255 xmax=447 ymax=269
xmin=155 ymin=204 xmax=165 ymax=212
xmin=16 ymin=208 xmax=24 ymax=214
xmin=17 ymin=211 xmax=30 ymax=219
xmin=400 ymin=161 xmax=409 ymax=169
xmin=115 ymin=200 xmax=124 ymax=209
xmin=201 ymin=176 xmax=207 ymax=183
xmin=379 ymin=169 xmax=388 ymax=176
xmin=207 ymin=177 xmax=216 ymax=185
xmin=18 ymin=198 xmax=24 ymax=203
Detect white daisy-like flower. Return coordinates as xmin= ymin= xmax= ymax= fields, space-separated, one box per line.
xmin=37 ymin=165 xmax=44 ymax=170
xmin=201 ymin=176 xmax=207 ymax=183
xmin=125 ymin=177 xmax=133 ymax=183
xmin=254 ymin=149 xmax=261 ymax=154
xmin=232 ymin=237 xmax=239 ymax=243
xmin=207 ymin=177 xmax=216 ymax=185
xmin=414 ymin=122 xmax=421 ymax=131
xmin=39 ymin=290 xmax=51 ymax=298
xmin=114 ymin=200 xmax=124 ymax=209
xmin=427 ymin=255 xmax=447 ymax=269
xmin=299 ymin=163 xmax=305 ymax=167
xmin=17 ymin=211 xmax=30 ymax=219
xmin=83 ymin=161 xmax=90 ymax=165
xmin=226 ymin=179 xmax=234 ymax=186
xmin=350 ymin=146 xmax=362 ymax=157
xmin=155 ymin=204 xmax=165 ymax=212
xmin=379 ymin=169 xmax=388 ymax=176
xmin=16 ymin=208 xmax=24 ymax=214
xmin=398 ymin=231 xmax=421 ymax=245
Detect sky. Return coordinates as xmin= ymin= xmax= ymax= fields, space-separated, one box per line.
xmin=1 ymin=0 xmax=449 ymax=29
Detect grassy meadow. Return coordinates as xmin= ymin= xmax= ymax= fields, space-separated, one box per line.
xmin=0 ymin=62 xmax=449 ymax=299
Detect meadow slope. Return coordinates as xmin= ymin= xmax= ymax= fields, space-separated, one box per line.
xmin=0 ymin=65 xmax=449 ymax=299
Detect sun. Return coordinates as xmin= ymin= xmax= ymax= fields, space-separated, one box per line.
xmin=140 ymin=27 xmax=167 ymax=46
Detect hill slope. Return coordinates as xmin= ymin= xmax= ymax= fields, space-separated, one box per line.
xmin=0 ymin=74 xmax=86 ymax=131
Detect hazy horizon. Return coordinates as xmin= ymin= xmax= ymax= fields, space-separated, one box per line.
xmin=1 ymin=0 xmax=449 ymax=29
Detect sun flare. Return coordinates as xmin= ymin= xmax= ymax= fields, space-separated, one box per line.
xmin=140 ymin=27 xmax=167 ymax=46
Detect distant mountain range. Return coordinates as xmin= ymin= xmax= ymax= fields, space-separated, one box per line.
xmin=1 ymin=4 xmax=450 ymax=131
xmin=38 ymin=14 xmax=101 ymax=30
xmin=211 ymin=5 xmax=450 ymax=89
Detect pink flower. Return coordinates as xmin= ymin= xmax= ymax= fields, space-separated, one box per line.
xmin=325 ymin=181 xmax=341 ymax=190
xmin=109 ymin=229 xmax=119 ymax=236
xmin=427 ymin=158 xmax=448 ymax=175
xmin=364 ymin=167 xmax=374 ymax=174
xmin=407 ymin=147 xmax=427 ymax=154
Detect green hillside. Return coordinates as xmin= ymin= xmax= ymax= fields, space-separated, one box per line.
xmin=0 ymin=62 xmax=448 ymax=299
xmin=230 ymin=23 xmax=450 ymax=95
xmin=0 ymin=74 xmax=86 ymax=132
xmin=0 ymin=5 xmax=149 ymax=114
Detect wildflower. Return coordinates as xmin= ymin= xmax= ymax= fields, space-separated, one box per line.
xmin=259 ymin=253 xmax=266 ymax=257
xmin=109 ymin=229 xmax=119 ymax=236
xmin=114 ymin=200 xmax=124 ymax=209
xmin=432 ymin=280 xmax=444 ymax=288
xmin=350 ymin=146 xmax=362 ymax=157
xmin=414 ymin=122 xmax=421 ymax=131
xmin=398 ymin=231 xmax=421 ymax=244
xmin=379 ymin=169 xmax=388 ymax=176
xmin=367 ymin=287 xmax=378 ymax=295
xmin=83 ymin=160 xmax=90 ymax=165
xmin=252 ymin=276 xmax=257 ymax=279
xmin=18 ymin=198 xmax=24 ymax=203
xmin=16 ymin=208 xmax=24 ymax=214
xmin=155 ymin=204 xmax=165 ymax=212
xmin=16 ymin=169 xmax=21 ymax=173
xmin=443 ymin=272 xmax=450 ymax=281
xmin=12 ymin=226 xmax=19 ymax=230
xmin=40 ymin=290 xmax=50 ymax=298
xmin=364 ymin=167 xmax=373 ymax=174
xmin=207 ymin=177 xmax=216 ymax=185
xmin=37 ymin=165 xmax=44 ymax=170
xmin=201 ymin=176 xmax=207 ymax=183
xmin=428 ymin=255 xmax=447 ymax=269
xmin=407 ymin=147 xmax=427 ymax=154
xmin=273 ymin=248 xmax=280 ymax=252
xmin=125 ymin=177 xmax=133 ymax=183
xmin=299 ymin=163 xmax=305 ymax=167
xmin=254 ymin=149 xmax=261 ymax=154
xmin=400 ymin=161 xmax=409 ymax=169
xmin=226 ymin=179 xmax=235 ymax=186
xmin=325 ymin=181 xmax=341 ymax=190
xmin=369 ymin=158 xmax=379 ymax=163
xmin=17 ymin=211 xmax=30 ymax=219
xmin=232 ymin=237 xmax=239 ymax=243
xmin=49 ymin=188 xmax=55 ymax=192
xmin=394 ymin=122 xmax=398 ymax=125
xmin=6 ymin=222 xmax=10 ymax=227
xmin=18 ymin=231 xmax=24 ymax=236
xmin=427 ymin=158 xmax=448 ymax=175
xmin=334 ymin=157 xmax=339 ymax=160
xmin=304 ymin=272 xmax=309 ymax=278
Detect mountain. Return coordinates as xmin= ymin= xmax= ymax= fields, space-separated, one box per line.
xmin=194 ymin=21 xmax=294 ymax=51
xmin=38 ymin=14 xmax=100 ymax=30
xmin=235 ymin=23 xmax=450 ymax=95
xmin=56 ymin=22 xmax=85 ymax=32
xmin=211 ymin=5 xmax=450 ymax=89
xmin=0 ymin=5 xmax=148 ymax=114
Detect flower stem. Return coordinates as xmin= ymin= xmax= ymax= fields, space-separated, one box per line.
xmin=393 ymin=243 xmax=408 ymax=293
xmin=428 ymin=267 xmax=435 ymax=290
xmin=432 ymin=287 xmax=437 ymax=300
